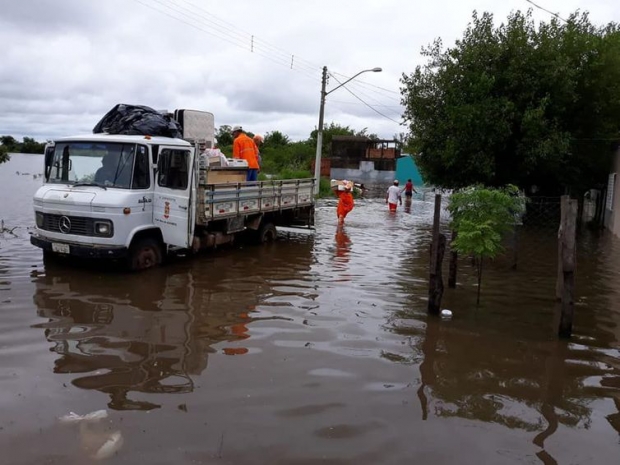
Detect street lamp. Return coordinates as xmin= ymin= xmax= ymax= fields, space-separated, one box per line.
xmin=313 ymin=66 xmax=382 ymax=195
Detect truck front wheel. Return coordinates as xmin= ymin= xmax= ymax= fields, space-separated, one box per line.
xmin=128 ymin=237 xmax=163 ymax=271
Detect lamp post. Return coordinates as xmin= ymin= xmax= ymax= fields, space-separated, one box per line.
xmin=313 ymin=66 xmax=382 ymax=195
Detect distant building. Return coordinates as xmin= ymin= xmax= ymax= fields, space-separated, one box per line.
xmin=325 ymin=136 xmax=424 ymax=194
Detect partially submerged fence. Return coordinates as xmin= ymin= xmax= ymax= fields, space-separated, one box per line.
xmin=426 ymin=193 xmax=579 ymax=338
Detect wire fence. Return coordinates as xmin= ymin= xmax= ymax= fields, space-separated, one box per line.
xmin=424 ymin=193 xmax=565 ymax=292
xmin=496 ymin=196 xmax=562 ymax=271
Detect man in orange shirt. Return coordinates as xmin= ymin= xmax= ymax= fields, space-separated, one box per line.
xmin=232 ymin=125 xmax=259 ymax=181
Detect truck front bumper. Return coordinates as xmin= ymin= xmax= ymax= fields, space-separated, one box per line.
xmin=30 ymin=235 xmax=128 ymax=259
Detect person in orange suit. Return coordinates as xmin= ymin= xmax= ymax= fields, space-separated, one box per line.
xmin=253 ymin=134 xmax=264 ymax=171
xmin=334 ymin=180 xmax=354 ymax=226
xmin=232 ymin=125 xmax=260 ymax=181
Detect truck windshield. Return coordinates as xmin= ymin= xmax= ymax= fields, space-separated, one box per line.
xmin=47 ymin=142 xmax=145 ymax=189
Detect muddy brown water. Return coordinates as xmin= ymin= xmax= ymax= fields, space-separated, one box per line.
xmin=1 ymin=154 xmax=619 ymax=464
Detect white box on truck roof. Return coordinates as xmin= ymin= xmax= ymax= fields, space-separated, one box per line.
xmin=174 ymin=109 xmax=215 ymax=146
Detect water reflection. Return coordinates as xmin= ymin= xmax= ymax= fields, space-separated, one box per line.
xmin=408 ymin=313 xmax=620 ymax=463
xmin=387 ymin=225 xmax=620 ymax=464
xmin=335 ymin=227 xmax=351 ymax=260
xmin=33 ymin=268 xmax=206 ymax=410
xmin=404 ymin=197 xmax=413 ymax=214
xmin=31 ymin=238 xmax=313 ymax=411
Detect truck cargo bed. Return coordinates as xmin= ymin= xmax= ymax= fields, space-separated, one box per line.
xmin=196 ymin=178 xmax=315 ymax=225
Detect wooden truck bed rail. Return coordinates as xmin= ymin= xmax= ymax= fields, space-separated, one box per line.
xmin=196 ymin=178 xmax=315 ymax=224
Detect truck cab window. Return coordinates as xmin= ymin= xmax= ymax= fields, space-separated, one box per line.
xmin=132 ymin=145 xmax=150 ymax=189
xmin=94 ymin=145 xmax=134 ymax=188
xmin=158 ymin=149 xmax=189 ymax=190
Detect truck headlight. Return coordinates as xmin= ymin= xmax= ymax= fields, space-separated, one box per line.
xmin=94 ymin=220 xmax=113 ymax=237
xmin=35 ymin=212 xmax=44 ymax=228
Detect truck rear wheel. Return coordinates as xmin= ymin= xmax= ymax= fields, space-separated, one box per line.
xmin=128 ymin=237 xmax=163 ymax=271
xmin=257 ymin=222 xmax=277 ymax=244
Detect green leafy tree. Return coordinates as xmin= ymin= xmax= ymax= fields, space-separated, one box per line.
xmin=0 ymin=135 xmax=18 ymax=151
xmin=21 ymin=137 xmax=45 ymax=154
xmin=309 ymin=122 xmax=357 ymax=156
xmin=0 ymin=145 xmax=9 ymax=164
xmin=401 ymin=10 xmax=620 ymax=196
xmin=264 ymin=131 xmax=290 ymax=147
xmin=215 ymin=125 xmax=233 ymax=147
xmin=448 ymin=185 xmax=526 ymax=304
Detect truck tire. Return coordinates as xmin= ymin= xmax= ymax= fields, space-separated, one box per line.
xmin=128 ymin=237 xmax=163 ymax=271
xmin=257 ymin=222 xmax=277 ymax=244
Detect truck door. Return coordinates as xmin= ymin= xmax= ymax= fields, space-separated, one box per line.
xmin=153 ymin=146 xmax=196 ymax=248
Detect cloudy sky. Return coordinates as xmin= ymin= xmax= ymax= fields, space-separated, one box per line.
xmin=1 ymin=0 xmax=618 ymax=142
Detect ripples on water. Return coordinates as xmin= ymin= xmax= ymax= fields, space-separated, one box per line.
xmin=1 ymin=154 xmax=619 ymax=464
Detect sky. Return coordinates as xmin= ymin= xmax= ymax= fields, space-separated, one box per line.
xmin=0 ymin=0 xmax=618 ymax=143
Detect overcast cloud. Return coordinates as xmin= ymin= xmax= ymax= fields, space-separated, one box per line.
xmin=0 ymin=0 xmax=618 ymax=142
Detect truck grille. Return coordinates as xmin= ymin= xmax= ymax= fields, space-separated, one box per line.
xmin=42 ymin=214 xmax=95 ymax=236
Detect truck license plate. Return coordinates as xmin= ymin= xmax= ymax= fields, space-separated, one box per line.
xmin=51 ymin=243 xmax=70 ymax=254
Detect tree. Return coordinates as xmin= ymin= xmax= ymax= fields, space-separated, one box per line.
xmin=264 ymin=131 xmax=290 ymax=147
xmin=448 ymin=185 xmax=526 ymax=304
xmin=401 ymin=10 xmax=620 ymax=196
xmin=0 ymin=145 xmax=9 ymax=164
xmin=215 ymin=125 xmax=233 ymax=147
xmin=0 ymin=135 xmax=18 ymax=151
xmin=309 ymin=122 xmax=358 ymax=156
xmin=21 ymin=137 xmax=45 ymax=154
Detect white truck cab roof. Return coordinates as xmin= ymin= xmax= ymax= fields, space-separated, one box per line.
xmin=53 ymin=134 xmax=192 ymax=147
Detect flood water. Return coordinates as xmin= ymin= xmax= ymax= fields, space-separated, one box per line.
xmin=1 ymin=154 xmax=619 ymax=465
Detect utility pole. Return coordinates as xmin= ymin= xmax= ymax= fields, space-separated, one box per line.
xmin=312 ymin=66 xmax=381 ymax=196
xmin=313 ymin=66 xmax=328 ymax=196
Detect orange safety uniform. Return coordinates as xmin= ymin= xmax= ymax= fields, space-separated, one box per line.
xmin=336 ymin=191 xmax=354 ymax=219
xmin=233 ymin=133 xmax=260 ymax=169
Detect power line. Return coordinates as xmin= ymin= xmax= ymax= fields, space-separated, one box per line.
xmin=329 ymin=99 xmax=403 ymax=110
xmin=131 ymin=0 xmax=321 ymax=81
xmin=331 ymin=71 xmax=401 ymax=97
xmin=172 ymin=0 xmax=322 ymax=73
xmin=149 ymin=0 xmax=295 ymax=70
xmin=132 ymin=0 xmax=404 ymax=126
xmin=333 ymin=82 xmax=403 ymax=117
xmin=327 ymin=72 xmax=403 ymax=119
xmin=328 ymin=74 xmax=403 ymax=125
xmin=525 ymin=0 xmax=568 ymax=22
xmin=161 ymin=0 xmax=320 ymax=75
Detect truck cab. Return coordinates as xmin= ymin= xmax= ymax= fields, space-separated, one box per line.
xmin=31 ymin=134 xmax=199 ymax=270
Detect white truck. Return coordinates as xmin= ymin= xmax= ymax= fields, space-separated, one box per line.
xmin=30 ymin=109 xmax=315 ymax=270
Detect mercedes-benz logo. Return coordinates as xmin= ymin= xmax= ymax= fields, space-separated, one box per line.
xmin=59 ymin=216 xmax=72 ymax=234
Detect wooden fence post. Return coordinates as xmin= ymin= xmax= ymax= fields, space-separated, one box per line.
xmin=428 ymin=194 xmax=444 ymax=314
xmin=556 ymin=195 xmax=569 ymax=300
xmin=511 ymin=225 xmax=519 ymax=270
xmin=448 ymin=230 xmax=458 ymax=288
xmin=558 ymin=199 xmax=578 ymax=338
